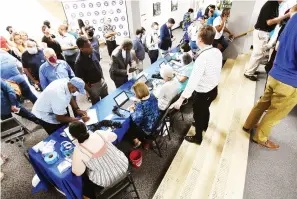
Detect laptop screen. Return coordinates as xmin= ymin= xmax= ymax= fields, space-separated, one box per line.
xmin=114 ymin=92 xmax=128 ymax=106
xmin=159 ymin=61 xmax=166 ymax=68
xmin=136 ymin=75 xmax=147 ymax=83
xmin=164 ymin=54 xmax=172 ymax=62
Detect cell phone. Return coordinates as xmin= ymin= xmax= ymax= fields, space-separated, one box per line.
xmin=13 ymin=107 xmax=21 ymax=114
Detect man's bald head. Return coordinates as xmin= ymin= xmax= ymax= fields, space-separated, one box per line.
xmin=43 ymin=48 xmax=56 ymax=59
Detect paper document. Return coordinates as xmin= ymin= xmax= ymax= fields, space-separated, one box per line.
xmin=64 ymin=127 xmax=74 ymax=141
xmin=84 ymin=109 xmax=98 ymax=125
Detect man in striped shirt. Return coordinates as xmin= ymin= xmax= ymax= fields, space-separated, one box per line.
xmin=172 ymin=25 xmax=223 ymax=144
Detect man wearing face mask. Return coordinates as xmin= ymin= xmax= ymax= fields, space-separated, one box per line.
xmin=110 ymin=38 xmax=137 ymax=88
xmin=146 ymin=22 xmax=160 ymax=64
xmin=56 ymin=25 xmax=79 ymax=71
xmin=132 ymin=29 xmax=145 ymax=72
xmin=75 ymin=37 xmax=108 ymax=105
xmin=22 ymin=39 xmax=46 ymax=89
xmin=172 ymin=25 xmax=222 ymax=145
xmin=32 ymin=77 xmax=88 ymax=135
xmin=159 ymin=18 xmax=175 ymax=55
xmin=85 ymin=25 xmax=100 ymax=59
xmin=103 ymin=18 xmax=117 ymax=57
xmin=39 ymin=48 xmax=75 ymax=90
xmin=213 ymin=8 xmax=234 ymax=52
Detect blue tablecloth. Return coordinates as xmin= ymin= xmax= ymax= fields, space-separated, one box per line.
xmin=28 ymin=55 xmax=179 ymax=198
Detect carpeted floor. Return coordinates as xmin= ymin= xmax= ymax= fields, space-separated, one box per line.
xmin=243 ymin=68 xmax=297 ymax=199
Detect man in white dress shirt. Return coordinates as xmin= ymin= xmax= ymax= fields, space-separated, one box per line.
xmin=172 ymin=25 xmax=223 ymax=144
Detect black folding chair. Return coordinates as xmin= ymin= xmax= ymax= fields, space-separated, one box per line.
xmin=97 ymin=171 xmax=140 ymax=199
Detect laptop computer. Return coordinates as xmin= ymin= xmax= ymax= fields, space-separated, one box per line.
xmin=164 ymin=54 xmax=172 ymax=62
xmin=136 ymin=74 xmax=153 ymax=89
xmin=159 ymin=61 xmax=167 ymax=68
xmin=114 ymin=91 xmax=135 ymax=111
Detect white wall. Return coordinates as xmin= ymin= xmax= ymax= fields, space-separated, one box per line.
xmin=0 ymin=0 xmax=64 ymax=41
xmin=139 ymin=0 xmax=195 ymax=32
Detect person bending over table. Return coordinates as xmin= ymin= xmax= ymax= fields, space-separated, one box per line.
xmin=127 ymin=82 xmax=160 ymax=148
xmin=172 ymin=25 xmax=222 ymax=145
xmin=175 ymin=52 xmax=194 ymax=92
xmin=32 ymin=77 xmax=88 ymax=135
xmin=69 ymin=121 xmax=129 ymax=199
xmin=156 ymin=65 xmax=179 ymax=111
xmin=109 ymin=38 xmax=137 ymax=88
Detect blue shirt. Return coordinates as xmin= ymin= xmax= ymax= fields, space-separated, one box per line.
xmin=1 ymin=80 xmax=18 ymax=116
xmin=132 ymin=37 xmax=145 ymax=61
xmin=269 ymin=14 xmax=297 ymax=88
xmin=32 ymin=78 xmax=72 ymax=124
xmin=131 ymin=95 xmax=160 ymax=134
xmin=89 ymin=37 xmax=100 ymax=57
xmin=206 ymin=11 xmax=220 ymax=25
xmin=0 ymin=50 xmax=25 ymax=84
xmin=175 ymin=62 xmax=194 ymax=92
xmin=39 ymin=60 xmax=75 ymax=89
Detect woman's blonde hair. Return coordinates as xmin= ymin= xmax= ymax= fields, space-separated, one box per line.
xmin=132 ymin=82 xmax=149 ymax=99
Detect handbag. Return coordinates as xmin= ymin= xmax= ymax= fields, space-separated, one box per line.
xmin=4 ymin=79 xmax=22 ymax=96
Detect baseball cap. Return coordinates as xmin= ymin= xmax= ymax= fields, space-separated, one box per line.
xmin=160 ymin=65 xmax=174 ymax=80
xmin=70 ymin=77 xmax=86 ymax=94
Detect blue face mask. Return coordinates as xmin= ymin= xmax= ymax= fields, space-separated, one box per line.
xmin=72 ymin=91 xmax=79 ymax=96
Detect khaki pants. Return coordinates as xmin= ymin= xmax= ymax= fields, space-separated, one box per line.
xmin=244 ymin=76 xmax=297 ymax=142
xmin=244 ymin=29 xmax=269 ymax=76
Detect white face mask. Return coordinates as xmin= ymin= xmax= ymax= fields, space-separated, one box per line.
xmin=72 ymin=91 xmax=80 ymax=96
xmin=27 ymin=47 xmax=38 ymax=54
xmin=122 ymin=50 xmax=126 ymax=59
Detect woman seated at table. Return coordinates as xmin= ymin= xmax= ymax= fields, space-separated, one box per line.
xmin=128 ymin=82 xmax=160 ymax=148
xmin=175 ymin=52 xmax=194 ymax=92
xmin=156 ymin=65 xmax=180 ymax=111
xmin=69 ymin=121 xmax=129 ymax=199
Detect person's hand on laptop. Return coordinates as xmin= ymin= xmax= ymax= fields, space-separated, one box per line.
xmin=129 ymin=67 xmax=137 ymax=73
xmin=129 ymin=105 xmax=136 ymax=113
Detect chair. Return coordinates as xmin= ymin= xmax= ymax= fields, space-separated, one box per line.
xmin=97 ymin=171 xmax=140 ymax=199
xmin=149 ymin=107 xmax=174 ymax=157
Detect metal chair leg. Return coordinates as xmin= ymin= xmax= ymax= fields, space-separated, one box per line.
xmin=165 ymin=123 xmax=171 ymax=140
xmin=154 ymin=139 xmax=162 ymax=158
xmin=128 ymin=173 xmax=140 ymax=199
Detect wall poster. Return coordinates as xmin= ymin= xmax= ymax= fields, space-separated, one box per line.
xmin=62 ymin=0 xmax=130 ymax=41
xmin=171 ymin=0 xmax=178 ymax=11
xmin=153 ymin=2 xmax=161 ymax=16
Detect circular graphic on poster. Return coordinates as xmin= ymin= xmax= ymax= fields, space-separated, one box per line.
xmin=85 ymin=20 xmax=89 ymax=25
xmin=96 ymin=35 xmax=100 ymax=39
xmin=112 ymin=25 xmax=116 ymax=30
xmin=119 ymin=0 xmax=123 ymax=5
xmin=114 ymin=17 xmax=118 ymax=22
xmin=107 ymin=18 xmax=112 ymax=23
xmin=64 ymin=4 xmax=69 ymax=9
xmin=89 ymin=3 xmax=93 ymax=8
xmin=81 ymin=3 xmax=85 ymax=8
xmin=79 ymin=12 xmax=84 ymax=17
xmin=121 ymin=16 xmax=125 ymax=21
xmin=117 ymin=32 xmax=121 ymax=36
xmin=94 ymin=11 xmax=99 ymax=16
xmin=71 ymin=13 xmax=76 ymax=18
xmin=104 ymin=1 xmax=109 ymax=6
xmin=87 ymin=12 xmax=91 ymax=16
xmin=123 ymin=31 xmax=128 ymax=36
xmin=92 ymin=20 xmax=97 ymax=24
xmin=109 ymin=9 xmax=114 ymax=14
xmin=116 ymin=9 xmax=121 ymax=13
xmin=100 ymin=18 xmax=104 ymax=23
xmin=98 ymin=27 xmax=102 ymax=31
xmin=119 ymin=24 xmax=123 ymax=29
xmin=102 ymin=10 xmax=106 ymax=15
xmin=96 ymin=2 xmax=101 ymax=7
xmin=73 ymin=4 xmax=78 ymax=9
xmin=112 ymin=1 xmax=116 ymax=6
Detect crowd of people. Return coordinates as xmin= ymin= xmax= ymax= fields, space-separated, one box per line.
xmin=1 ymin=2 xmax=296 ymax=198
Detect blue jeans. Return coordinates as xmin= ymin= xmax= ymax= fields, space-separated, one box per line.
xmin=1 ymin=102 xmax=39 ymax=123
xmin=213 ymin=35 xmax=229 ymax=52
xmin=9 ymin=75 xmax=37 ymax=104
xmin=190 ymin=41 xmax=199 ymax=50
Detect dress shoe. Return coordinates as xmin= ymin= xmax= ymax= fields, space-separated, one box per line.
xmin=244 ymin=74 xmax=257 ymax=81
xmin=242 ymin=126 xmax=250 ymax=132
xmin=184 ymin=136 xmax=202 ymax=145
xmin=254 ymin=71 xmax=260 ymax=75
xmin=252 ymin=139 xmax=280 ymax=149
